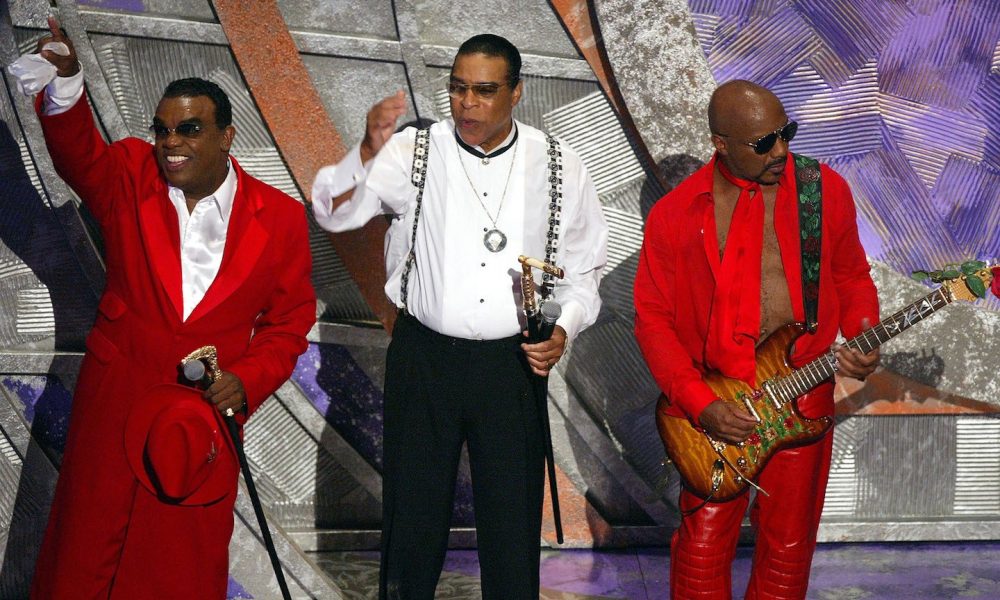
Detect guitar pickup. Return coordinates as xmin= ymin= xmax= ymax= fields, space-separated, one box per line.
xmin=762 ymin=381 xmax=783 ymax=411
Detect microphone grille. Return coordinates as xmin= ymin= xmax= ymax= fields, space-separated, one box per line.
xmin=540 ymin=300 xmax=562 ymax=322
xmin=182 ymin=359 xmax=206 ymax=382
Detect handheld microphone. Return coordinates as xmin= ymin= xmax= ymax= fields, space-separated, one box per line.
xmin=535 ymin=300 xmax=562 ymax=342
xmin=182 ymin=359 xmax=210 ymax=388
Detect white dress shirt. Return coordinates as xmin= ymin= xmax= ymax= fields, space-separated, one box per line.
xmin=168 ymin=166 xmax=237 ymax=320
xmin=39 ymin=69 xmax=236 ymax=321
xmin=312 ymin=119 xmax=608 ymax=341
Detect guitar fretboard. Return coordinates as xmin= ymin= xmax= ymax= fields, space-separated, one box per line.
xmin=772 ymin=287 xmax=951 ymax=402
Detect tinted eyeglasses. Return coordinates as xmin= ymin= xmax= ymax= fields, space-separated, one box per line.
xmin=742 ymin=121 xmax=797 ymax=154
xmin=447 ymin=80 xmax=509 ymax=100
xmin=149 ymin=122 xmax=205 ymax=139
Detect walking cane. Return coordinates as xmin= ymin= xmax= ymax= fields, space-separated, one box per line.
xmin=518 ymin=255 xmax=565 ymax=544
xmin=181 ymin=346 xmax=293 ymax=600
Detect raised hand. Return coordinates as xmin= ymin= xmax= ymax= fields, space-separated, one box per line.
xmin=360 ymin=90 xmax=407 ymax=163
xmin=36 ymin=17 xmax=80 ymax=78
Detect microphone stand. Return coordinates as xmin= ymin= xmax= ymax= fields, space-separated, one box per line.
xmin=518 ymin=256 xmax=565 ymax=544
xmin=182 ymin=346 xmax=292 ymax=600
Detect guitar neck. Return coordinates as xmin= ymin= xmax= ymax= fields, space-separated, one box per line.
xmin=783 ymin=287 xmax=952 ymax=397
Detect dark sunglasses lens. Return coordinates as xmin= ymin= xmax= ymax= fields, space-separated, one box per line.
xmin=753 ymin=133 xmax=778 ymax=154
xmin=150 ymin=124 xmax=169 ymax=138
xmin=176 ymin=123 xmax=201 ymax=137
xmin=781 ymin=121 xmax=798 ymax=143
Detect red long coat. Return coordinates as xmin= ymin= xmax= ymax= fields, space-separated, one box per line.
xmin=30 ymin=96 xmax=316 ymax=599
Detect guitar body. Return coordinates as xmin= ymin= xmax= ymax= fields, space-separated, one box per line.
xmin=656 ymin=322 xmax=833 ymax=501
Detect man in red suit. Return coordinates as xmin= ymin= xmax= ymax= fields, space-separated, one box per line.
xmin=635 ymin=80 xmax=879 ymax=599
xmin=21 ymin=19 xmax=316 ymax=599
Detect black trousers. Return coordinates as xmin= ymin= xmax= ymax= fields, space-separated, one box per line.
xmin=380 ymin=313 xmax=545 ymax=600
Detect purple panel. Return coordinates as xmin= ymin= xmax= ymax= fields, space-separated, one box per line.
xmin=291 ymin=344 xmax=384 ymax=470
xmin=690 ymin=0 xmax=1000 ymax=288
xmin=879 ymin=0 xmax=1000 ymax=110
xmin=1 ymin=375 xmax=72 ymax=458
xmin=225 ymin=577 xmax=253 ymax=599
xmin=935 ymin=157 xmax=1000 ymax=257
xmin=969 ymin=75 xmax=1000 ymax=171
xmin=709 ymin=9 xmax=818 ymax=88
xmin=795 ymin=0 xmax=910 ymax=82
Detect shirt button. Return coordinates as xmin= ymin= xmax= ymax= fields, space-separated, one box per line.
xmin=480 ymin=299 xmax=485 ymax=303
xmin=481 ymin=262 xmax=486 ymax=267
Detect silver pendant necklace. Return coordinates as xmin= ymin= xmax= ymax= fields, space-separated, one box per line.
xmin=457 ymin=137 xmax=518 ymax=253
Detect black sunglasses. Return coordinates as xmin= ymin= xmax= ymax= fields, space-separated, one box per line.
xmin=149 ymin=122 xmax=205 ymax=139
xmin=719 ymin=121 xmax=798 ymax=155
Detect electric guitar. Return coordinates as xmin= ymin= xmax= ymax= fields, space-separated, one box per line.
xmin=657 ymin=264 xmax=996 ymax=501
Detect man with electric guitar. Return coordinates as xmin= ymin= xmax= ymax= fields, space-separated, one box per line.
xmin=634 ymin=80 xmax=880 ymax=599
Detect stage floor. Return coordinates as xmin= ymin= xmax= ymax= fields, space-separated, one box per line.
xmin=313 ymin=541 xmax=1000 ymax=599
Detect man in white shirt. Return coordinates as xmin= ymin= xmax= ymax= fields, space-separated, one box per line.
xmin=17 ymin=18 xmax=316 ymax=599
xmin=313 ymin=33 xmax=608 ymax=600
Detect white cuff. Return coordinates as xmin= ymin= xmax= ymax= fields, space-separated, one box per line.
xmin=43 ymin=69 xmax=84 ymax=115
xmin=556 ymin=301 xmax=587 ymax=342
xmin=311 ymin=142 xmax=370 ymax=227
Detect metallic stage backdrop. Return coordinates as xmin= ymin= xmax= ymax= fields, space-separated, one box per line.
xmin=0 ymin=1 xmax=998 ymax=598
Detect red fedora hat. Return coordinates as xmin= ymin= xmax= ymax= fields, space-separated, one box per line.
xmin=125 ymin=383 xmax=238 ymax=506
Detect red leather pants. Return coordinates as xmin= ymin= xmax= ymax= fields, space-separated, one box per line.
xmin=670 ymin=389 xmax=835 ymax=600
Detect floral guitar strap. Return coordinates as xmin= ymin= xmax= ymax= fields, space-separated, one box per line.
xmin=793 ymin=154 xmax=823 ymax=334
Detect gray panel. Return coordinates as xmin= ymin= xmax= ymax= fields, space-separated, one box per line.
xmin=302 ymin=54 xmax=415 ymax=146
xmin=543 ymin=92 xmax=645 ymax=196
xmin=592 ymin=0 xmax=716 ymax=162
xmin=86 ymin=0 xmax=217 ymax=21
xmin=414 ymin=0 xmax=581 ymax=59
xmin=243 ymin=384 xmax=382 ymax=531
xmin=278 ymin=0 xmax=397 ymax=40
xmin=870 ymin=263 xmax=1000 ymax=405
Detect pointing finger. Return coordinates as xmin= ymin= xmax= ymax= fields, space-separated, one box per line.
xmin=47 ymin=16 xmax=62 ymax=38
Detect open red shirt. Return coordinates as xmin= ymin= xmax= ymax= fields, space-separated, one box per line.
xmin=634 ymin=153 xmax=878 ymax=424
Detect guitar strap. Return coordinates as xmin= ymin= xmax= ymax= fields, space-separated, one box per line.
xmin=793 ymin=154 xmax=823 ymax=333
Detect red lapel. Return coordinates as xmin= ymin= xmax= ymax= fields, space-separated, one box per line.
xmin=138 ymin=184 xmax=184 ymax=321
xmin=186 ymin=159 xmax=269 ymax=323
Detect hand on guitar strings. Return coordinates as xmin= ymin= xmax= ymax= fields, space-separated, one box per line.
xmin=698 ymin=400 xmax=758 ymax=445
xmin=833 ymin=318 xmax=880 ymax=381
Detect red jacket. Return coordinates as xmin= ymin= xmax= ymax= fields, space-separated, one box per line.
xmin=31 ymin=95 xmax=316 ymax=599
xmin=634 ymin=154 xmax=877 ymax=424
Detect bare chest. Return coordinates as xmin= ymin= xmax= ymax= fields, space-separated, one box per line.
xmin=714 ymin=187 xmax=794 ymax=338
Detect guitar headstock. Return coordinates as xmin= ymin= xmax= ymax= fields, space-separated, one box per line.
xmin=938 ymin=260 xmax=997 ymax=302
